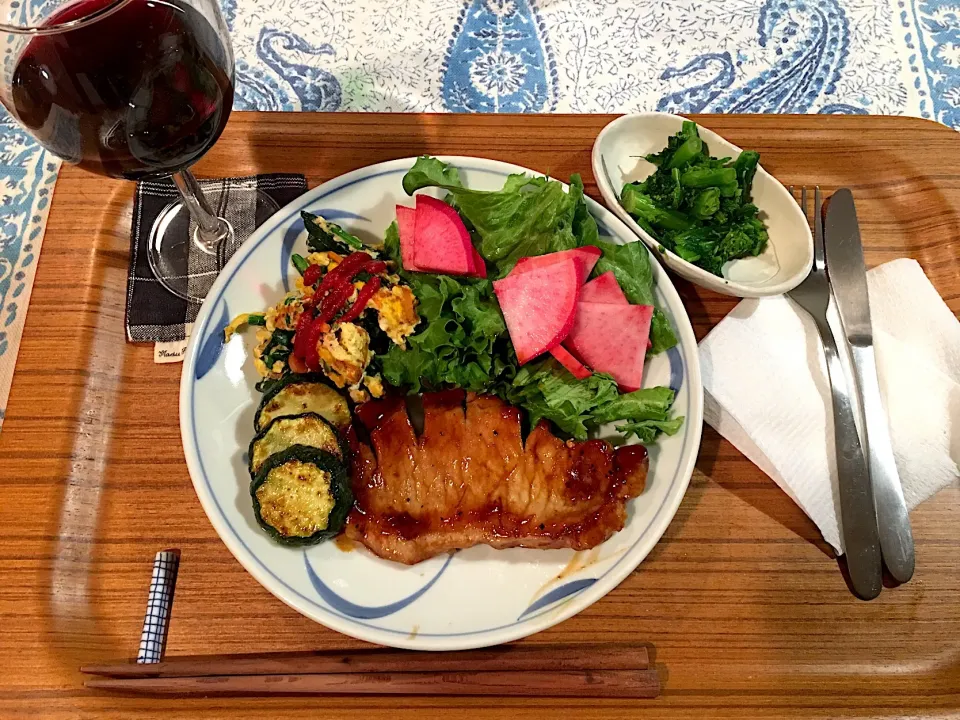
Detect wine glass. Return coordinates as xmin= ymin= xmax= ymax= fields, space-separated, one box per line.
xmin=0 ymin=0 xmax=276 ymax=301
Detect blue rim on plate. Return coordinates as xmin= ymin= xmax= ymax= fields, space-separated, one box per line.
xmin=180 ymin=157 xmax=704 ymax=651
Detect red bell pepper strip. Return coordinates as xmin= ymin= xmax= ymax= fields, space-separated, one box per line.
xmin=303 ymin=316 xmax=327 ymax=371
xmin=303 ymin=282 xmax=356 ymax=370
xmin=319 ymin=252 xmax=370 ymax=293
xmin=316 ymin=281 xmax=355 ymax=325
xmin=292 ymin=305 xmax=314 ymax=360
xmin=338 ymin=277 xmax=381 ymax=323
xmin=293 ymin=251 xmax=387 ymax=369
xmin=364 ymin=260 xmax=388 ymax=276
xmin=302 ymin=263 xmax=323 ymax=287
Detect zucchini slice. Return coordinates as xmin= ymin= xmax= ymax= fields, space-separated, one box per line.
xmin=250 ymin=446 xmax=352 ymax=545
xmin=248 ymin=412 xmax=343 ymax=476
xmin=255 ymin=374 xmax=350 ymax=431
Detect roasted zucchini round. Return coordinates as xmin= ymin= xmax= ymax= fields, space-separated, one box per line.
xmin=248 ymin=412 xmax=345 ymax=476
xmin=254 ymin=374 xmax=350 ymax=432
xmin=250 ymin=445 xmax=352 ymax=546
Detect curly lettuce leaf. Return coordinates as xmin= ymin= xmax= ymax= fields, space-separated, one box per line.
xmin=571 ymin=174 xmax=600 ymax=248
xmin=500 ymin=362 xmax=683 ymax=442
xmin=383 ymin=218 xmax=402 ymax=266
xmin=586 ymin=237 xmax=656 ymax=305
xmin=401 ymin=158 xmax=588 ymax=276
xmin=616 ymin=416 xmax=685 ymax=444
xmin=402 ymin=156 xmax=463 ymax=195
xmin=386 ymin=162 xmax=684 ymax=444
xmin=591 ymin=385 xmax=675 ymax=423
xmin=501 ymin=360 xmax=622 ymax=439
xmin=647 ymin=311 xmax=678 ymax=357
xmin=379 ymin=276 xmax=508 ymax=392
xmin=594 ymin=386 xmax=684 ymax=442
xmin=381 ymin=225 xmax=508 ymax=392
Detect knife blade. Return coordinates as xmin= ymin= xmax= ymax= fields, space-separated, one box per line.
xmin=824 ymin=188 xmax=915 ymax=583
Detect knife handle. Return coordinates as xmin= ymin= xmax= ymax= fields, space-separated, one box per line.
xmin=850 ymin=345 xmax=915 ymax=582
xmin=813 ymin=318 xmax=883 ymax=600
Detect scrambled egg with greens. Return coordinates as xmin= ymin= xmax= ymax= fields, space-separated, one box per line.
xmin=227 ymin=214 xmax=420 ymax=404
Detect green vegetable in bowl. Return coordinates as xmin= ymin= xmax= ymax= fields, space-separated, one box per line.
xmin=620 ymin=121 xmax=768 ymax=277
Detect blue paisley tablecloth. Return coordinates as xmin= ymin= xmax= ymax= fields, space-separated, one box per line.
xmin=0 ymin=0 xmax=958 ymax=427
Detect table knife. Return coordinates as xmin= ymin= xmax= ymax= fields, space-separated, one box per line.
xmin=824 ymin=189 xmax=915 ymax=583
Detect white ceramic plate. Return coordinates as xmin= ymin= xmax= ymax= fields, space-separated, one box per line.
xmin=180 ymin=156 xmax=703 ymax=651
xmin=593 ymin=112 xmax=813 ymax=298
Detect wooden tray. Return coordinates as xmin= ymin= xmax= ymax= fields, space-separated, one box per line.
xmin=1 ymin=113 xmax=959 ymax=719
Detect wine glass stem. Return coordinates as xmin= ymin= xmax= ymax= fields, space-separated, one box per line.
xmin=171 ymin=168 xmax=231 ymax=255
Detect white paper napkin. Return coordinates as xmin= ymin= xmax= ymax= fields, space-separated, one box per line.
xmin=699 ymin=259 xmax=960 ymax=553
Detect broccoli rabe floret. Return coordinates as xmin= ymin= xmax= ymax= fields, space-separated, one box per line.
xmin=622 ymin=122 xmax=768 ymax=277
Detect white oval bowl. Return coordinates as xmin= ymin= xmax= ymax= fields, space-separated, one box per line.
xmin=180 ymin=156 xmax=703 ymax=651
xmin=592 ymin=112 xmax=813 ymax=298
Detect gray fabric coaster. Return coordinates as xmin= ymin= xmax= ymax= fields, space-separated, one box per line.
xmin=125 ymin=173 xmax=307 ymax=343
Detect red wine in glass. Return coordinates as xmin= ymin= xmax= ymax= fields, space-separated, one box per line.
xmin=9 ymin=0 xmax=234 ymax=180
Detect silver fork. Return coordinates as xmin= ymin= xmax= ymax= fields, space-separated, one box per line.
xmin=787 ymin=187 xmax=883 ymax=600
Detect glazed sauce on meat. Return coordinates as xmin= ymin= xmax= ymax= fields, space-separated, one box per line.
xmin=614 ymin=444 xmax=649 ymax=494
xmin=565 ymin=439 xmax=617 ymax=502
xmin=614 ymin=444 xmax=649 ymax=474
xmin=354 ymin=395 xmax=405 ymax=432
xmin=343 ymin=392 xmax=652 ymax=564
xmin=334 ymin=535 xmax=358 ymax=552
xmin=382 ymin=511 xmax=429 ymax=541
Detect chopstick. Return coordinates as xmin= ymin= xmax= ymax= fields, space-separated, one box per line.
xmin=85 ymin=669 xmax=660 ymax=697
xmin=82 ymin=644 xmax=659 ymax=698
xmin=82 ymin=643 xmax=647 ymax=678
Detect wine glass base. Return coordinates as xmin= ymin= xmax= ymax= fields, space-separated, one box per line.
xmin=147 ymin=189 xmax=281 ymax=302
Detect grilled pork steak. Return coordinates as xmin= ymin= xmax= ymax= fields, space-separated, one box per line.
xmin=344 ymin=391 xmax=648 ymax=565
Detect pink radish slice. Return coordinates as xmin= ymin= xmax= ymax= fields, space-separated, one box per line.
xmin=580 ymin=272 xmax=653 ymax=350
xmin=413 ymin=195 xmax=475 ymax=275
xmin=470 ymin=245 xmax=487 ymax=278
xmin=493 ymin=259 xmax=580 ymax=365
xmin=512 ymin=246 xmax=602 ymax=285
xmin=550 ymin=345 xmax=592 ymax=379
xmin=395 ymin=205 xmax=420 ymax=271
xmin=580 ymin=271 xmax=628 ymax=305
xmin=565 ymin=302 xmax=654 ymax=391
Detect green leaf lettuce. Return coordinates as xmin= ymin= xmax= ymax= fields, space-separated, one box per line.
xmin=381 ymin=158 xmax=683 ymax=443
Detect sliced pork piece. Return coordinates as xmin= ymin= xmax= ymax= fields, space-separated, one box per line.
xmin=345 ymin=391 xmax=648 ymax=564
